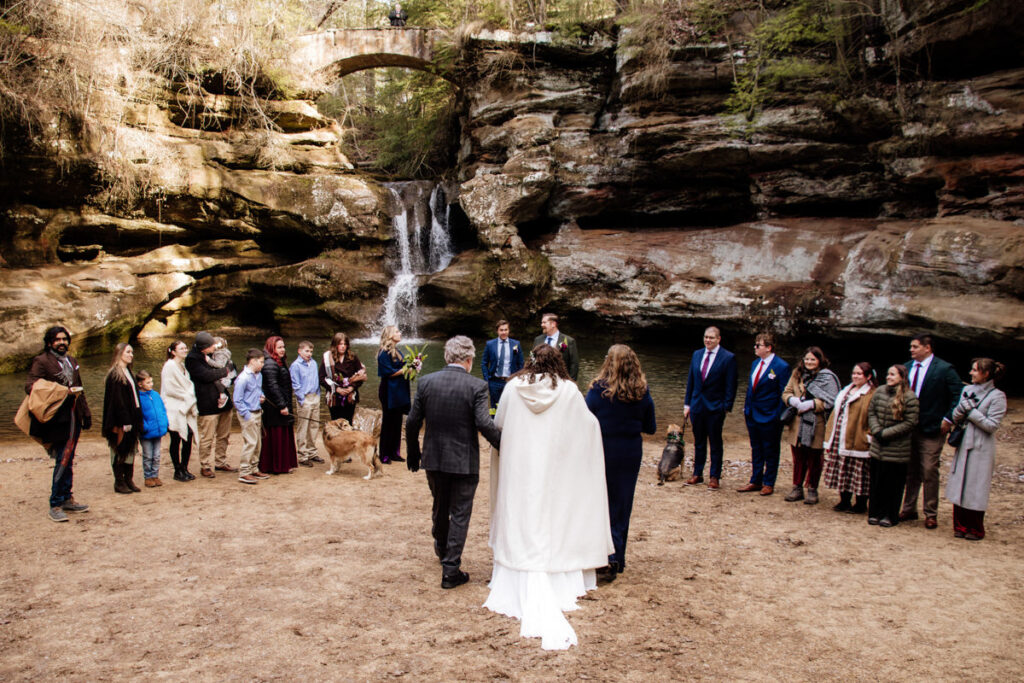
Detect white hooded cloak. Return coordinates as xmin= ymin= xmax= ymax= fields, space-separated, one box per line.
xmin=484 ymin=374 xmax=613 ymax=650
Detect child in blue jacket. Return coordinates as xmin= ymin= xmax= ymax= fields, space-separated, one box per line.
xmin=137 ymin=370 xmax=169 ymax=487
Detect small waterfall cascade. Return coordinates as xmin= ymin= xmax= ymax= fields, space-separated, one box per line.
xmin=374 ymin=181 xmax=455 ymax=340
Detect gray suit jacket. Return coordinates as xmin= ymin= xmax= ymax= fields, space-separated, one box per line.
xmin=406 ymin=365 xmax=501 ymax=475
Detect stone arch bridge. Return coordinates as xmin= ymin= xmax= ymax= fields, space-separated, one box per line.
xmin=289 ymin=28 xmax=449 ymax=85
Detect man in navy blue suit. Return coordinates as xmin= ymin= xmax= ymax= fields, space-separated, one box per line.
xmin=480 ymin=320 xmax=524 ymax=412
xmin=737 ymin=332 xmax=791 ymax=496
xmin=684 ymin=326 xmax=738 ymax=489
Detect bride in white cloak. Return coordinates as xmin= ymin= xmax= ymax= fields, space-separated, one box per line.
xmin=484 ymin=343 xmax=614 ymax=650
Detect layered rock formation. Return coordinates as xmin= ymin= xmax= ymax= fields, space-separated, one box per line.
xmin=444 ymin=0 xmax=1024 ymax=349
xmin=1 ymin=0 xmax=1022 ymax=372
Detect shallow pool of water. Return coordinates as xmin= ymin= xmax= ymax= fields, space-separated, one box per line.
xmin=0 ymin=332 xmax=958 ymax=441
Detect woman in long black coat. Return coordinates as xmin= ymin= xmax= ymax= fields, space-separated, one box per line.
xmin=103 ymin=342 xmax=144 ymax=494
xmin=585 ymin=344 xmax=656 ymax=580
xmin=259 ymin=336 xmax=298 ymax=474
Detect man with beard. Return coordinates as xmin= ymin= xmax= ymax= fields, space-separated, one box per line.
xmin=26 ymin=326 xmax=93 ymax=522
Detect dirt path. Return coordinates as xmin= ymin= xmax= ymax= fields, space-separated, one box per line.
xmin=2 ymin=404 xmax=1023 ymax=681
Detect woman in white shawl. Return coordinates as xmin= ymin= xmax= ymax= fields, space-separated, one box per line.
xmin=485 ymin=344 xmax=614 ymax=651
xmin=161 ymin=340 xmax=199 ymax=482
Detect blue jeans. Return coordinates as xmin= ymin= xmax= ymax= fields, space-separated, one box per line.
xmin=140 ymin=437 xmax=162 ymax=479
xmin=48 ymin=442 xmax=74 ymax=508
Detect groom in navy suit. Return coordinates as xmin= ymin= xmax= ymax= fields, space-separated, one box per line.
xmin=684 ymin=326 xmax=738 ymax=489
xmin=480 ymin=320 xmax=524 ymax=411
xmin=737 ymin=332 xmax=791 ymax=496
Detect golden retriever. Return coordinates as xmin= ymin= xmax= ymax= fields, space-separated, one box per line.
xmin=322 ymin=418 xmax=382 ymax=480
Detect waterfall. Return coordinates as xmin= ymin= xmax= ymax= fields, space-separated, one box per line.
xmin=371 ymin=182 xmax=454 ymax=341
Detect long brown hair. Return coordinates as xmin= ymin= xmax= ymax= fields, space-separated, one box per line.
xmin=854 ymin=361 xmax=876 ymax=388
xmin=512 ymin=344 xmax=570 ymax=387
xmin=330 ymin=332 xmax=353 ymax=364
xmin=888 ymin=364 xmax=909 ymax=421
xmin=590 ymin=344 xmax=648 ymax=403
xmin=106 ymin=342 xmax=134 ymax=384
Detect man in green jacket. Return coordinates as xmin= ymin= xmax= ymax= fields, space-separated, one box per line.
xmin=901 ymin=334 xmax=963 ymax=529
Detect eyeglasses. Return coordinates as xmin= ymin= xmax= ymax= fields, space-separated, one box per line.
xmin=753 ymin=343 xmax=765 ymax=348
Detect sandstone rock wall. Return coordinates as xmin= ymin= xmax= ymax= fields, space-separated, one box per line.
xmin=1 ymin=0 xmax=1022 ymax=372
xmin=444 ymin=0 xmax=1024 ymax=349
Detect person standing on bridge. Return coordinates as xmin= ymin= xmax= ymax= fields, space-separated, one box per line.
xmin=388 ymin=2 xmax=408 ymax=26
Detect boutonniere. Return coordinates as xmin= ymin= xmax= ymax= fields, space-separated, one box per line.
xmin=512 ymin=345 xmax=519 ymax=354
xmin=768 ymin=370 xmax=776 ymax=380
xmin=559 ymin=340 xmax=568 ymax=351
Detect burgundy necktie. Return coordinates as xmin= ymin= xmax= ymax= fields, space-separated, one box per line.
xmin=752 ymin=360 xmax=765 ymax=390
xmin=701 ymin=352 xmax=711 ymax=381
xmin=911 ymin=362 xmax=921 ymax=394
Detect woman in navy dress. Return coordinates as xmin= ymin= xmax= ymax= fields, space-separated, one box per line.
xmin=585 ymin=344 xmax=656 ymax=580
xmin=377 ymin=325 xmax=410 ymax=463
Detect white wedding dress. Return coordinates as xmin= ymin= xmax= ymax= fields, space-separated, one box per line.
xmin=484 ymin=375 xmax=613 ymax=650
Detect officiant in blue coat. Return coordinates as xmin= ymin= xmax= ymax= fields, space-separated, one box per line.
xmin=480 ymin=320 xmax=524 ymax=410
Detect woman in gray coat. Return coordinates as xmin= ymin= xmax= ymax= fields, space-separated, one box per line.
xmin=866 ymin=365 xmax=920 ymax=528
xmin=945 ymin=358 xmax=1007 ymax=541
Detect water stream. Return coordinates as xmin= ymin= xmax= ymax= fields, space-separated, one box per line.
xmin=371 ymin=182 xmax=454 ymax=342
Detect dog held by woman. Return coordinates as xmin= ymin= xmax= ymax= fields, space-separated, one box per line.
xmin=323 ymin=418 xmax=382 ymax=480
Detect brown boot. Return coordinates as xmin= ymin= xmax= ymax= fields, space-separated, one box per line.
xmin=122 ymin=463 xmax=141 ymax=492
xmin=113 ymin=464 xmax=132 ymax=494
xmin=144 ymin=478 xmax=158 ymax=488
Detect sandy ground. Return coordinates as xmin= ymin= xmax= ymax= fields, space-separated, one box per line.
xmin=2 ymin=402 xmax=1023 ymax=682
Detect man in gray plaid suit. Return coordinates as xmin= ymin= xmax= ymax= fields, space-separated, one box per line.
xmin=406 ymin=335 xmax=502 ymax=589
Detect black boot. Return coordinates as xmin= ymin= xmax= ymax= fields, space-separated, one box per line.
xmin=833 ymin=491 xmax=852 ymax=512
xmin=169 ymin=449 xmax=186 ymax=482
xmin=180 ymin=446 xmax=195 ymax=480
xmin=114 ymin=463 xmax=132 ymax=494
xmin=849 ymin=495 xmax=868 ymax=514
xmin=122 ymin=462 xmax=141 ymax=492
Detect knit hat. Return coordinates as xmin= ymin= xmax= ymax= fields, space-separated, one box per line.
xmin=194 ymin=331 xmax=216 ymax=351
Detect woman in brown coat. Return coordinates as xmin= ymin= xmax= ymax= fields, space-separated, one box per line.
xmin=822 ymin=362 xmax=876 ymax=514
xmin=781 ymin=347 xmax=841 ymax=505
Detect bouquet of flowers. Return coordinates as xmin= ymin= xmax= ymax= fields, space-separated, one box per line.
xmin=402 ymin=345 xmax=428 ymax=380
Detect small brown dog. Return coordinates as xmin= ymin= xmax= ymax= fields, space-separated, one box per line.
xmin=657 ymin=423 xmax=684 ymax=485
xmin=323 ymin=418 xmax=382 ymax=480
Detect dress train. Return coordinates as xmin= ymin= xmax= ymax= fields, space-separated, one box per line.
xmin=483 ymin=563 xmax=597 ymax=650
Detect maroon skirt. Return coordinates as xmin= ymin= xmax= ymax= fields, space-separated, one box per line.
xmin=259 ymin=425 xmax=298 ymax=474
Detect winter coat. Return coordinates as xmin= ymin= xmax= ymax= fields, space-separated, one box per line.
xmin=161 ymin=359 xmax=199 ymax=440
xmin=185 ymin=347 xmax=230 ymax=415
xmin=866 ymin=385 xmax=920 ymax=463
xmin=139 ymin=389 xmax=169 ymax=439
xmin=945 ymin=381 xmax=1006 ymax=511
xmin=782 ymin=368 xmax=841 ymax=449
xmin=102 ymin=369 xmax=144 ymax=458
xmin=823 ymin=383 xmax=875 ymax=457
xmin=261 ymin=351 xmax=295 ymax=428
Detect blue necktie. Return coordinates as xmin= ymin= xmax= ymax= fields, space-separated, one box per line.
xmin=497 ymin=340 xmax=506 ymax=377
xmin=546 ymin=336 xmax=554 ymax=347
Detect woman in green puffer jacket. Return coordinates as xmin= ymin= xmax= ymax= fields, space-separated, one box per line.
xmin=866 ymin=364 xmax=920 ymax=528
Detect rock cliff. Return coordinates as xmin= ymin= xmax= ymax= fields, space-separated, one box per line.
xmin=1 ymin=0 xmax=1021 ymax=371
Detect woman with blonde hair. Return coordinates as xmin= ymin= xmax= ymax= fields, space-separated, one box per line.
xmin=945 ymin=358 xmax=1007 ymax=540
xmin=866 ymin=364 xmax=920 ymax=527
xmin=377 ymin=326 xmax=410 ymax=463
xmin=585 ymin=344 xmax=656 ymax=580
xmin=102 ymin=342 xmax=144 ymax=494
xmin=320 ymin=332 xmax=367 ymax=424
